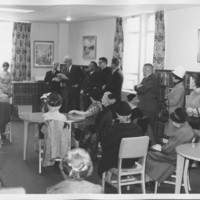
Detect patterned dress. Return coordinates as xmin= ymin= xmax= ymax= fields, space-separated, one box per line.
xmin=0 ymin=71 xmax=12 ymax=95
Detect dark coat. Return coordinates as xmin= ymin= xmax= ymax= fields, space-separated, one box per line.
xmin=60 ymin=65 xmax=84 ymax=112
xmin=44 ymin=69 xmax=61 ymax=93
xmin=99 ymin=67 xmax=112 ymax=91
xmin=134 ymin=74 xmax=158 ymax=113
xmin=98 ymin=122 xmax=143 ymax=177
xmin=146 ymin=122 xmax=194 ymax=182
xmin=104 ymin=68 xmax=124 ymax=101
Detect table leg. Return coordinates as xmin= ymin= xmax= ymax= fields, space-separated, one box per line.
xmin=23 ymin=121 xmax=29 ymax=160
xmin=175 ymin=154 xmax=185 ymax=193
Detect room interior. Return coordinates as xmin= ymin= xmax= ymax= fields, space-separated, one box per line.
xmin=0 ymin=0 xmax=200 ymax=198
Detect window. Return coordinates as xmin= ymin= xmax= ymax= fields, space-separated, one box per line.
xmin=122 ymin=14 xmax=155 ymax=91
xmin=0 ymin=22 xmax=13 ymax=72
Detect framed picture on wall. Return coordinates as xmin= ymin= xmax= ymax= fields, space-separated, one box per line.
xmin=82 ymin=35 xmax=97 ymax=59
xmin=34 ymin=41 xmax=54 ymax=67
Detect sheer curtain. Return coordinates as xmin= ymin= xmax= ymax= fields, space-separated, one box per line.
xmin=11 ymin=22 xmax=31 ymax=81
xmin=113 ymin=17 xmax=124 ymax=69
xmin=153 ymin=11 xmax=165 ymax=70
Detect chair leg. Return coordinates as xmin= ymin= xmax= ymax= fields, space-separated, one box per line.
xmin=154 ymin=181 xmax=158 ymax=193
xmin=117 ymin=176 xmax=121 ymax=194
xmin=183 ymin=159 xmax=190 ymax=193
xmin=39 ymin=140 xmax=42 ymax=174
xmin=102 ymin=172 xmax=105 ymax=193
xmin=141 ymin=174 xmax=146 ymax=193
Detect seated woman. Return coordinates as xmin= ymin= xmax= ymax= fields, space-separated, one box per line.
xmin=0 ymin=62 xmax=12 ymax=97
xmin=40 ymin=92 xmax=69 ymax=167
xmin=47 ymin=148 xmax=102 ymax=193
xmin=145 ymin=108 xmax=194 ymax=183
xmin=69 ymin=88 xmax=102 ymax=143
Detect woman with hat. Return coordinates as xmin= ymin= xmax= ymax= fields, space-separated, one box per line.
xmin=145 ymin=108 xmax=194 ymax=183
xmin=47 ymin=148 xmax=102 ymax=193
xmin=97 ymin=101 xmax=143 ymax=178
xmin=164 ymin=66 xmax=186 ymax=137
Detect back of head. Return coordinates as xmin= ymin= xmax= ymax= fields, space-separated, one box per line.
xmin=115 ymin=101 xmax=132 ymax=116
xmin=60 ymin=148 xmax=93 ymax=180
xmin=130 ymin=107 xmax=144 ymax=121
xmin=89 ymin=88 xmax=102 ymax=101
xmin=111 ymin=58 xmax=119 ymax=67
xmin=47 ymin=92 xmax=63 ymax=107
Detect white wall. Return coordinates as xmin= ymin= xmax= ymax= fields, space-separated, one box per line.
xmin=165 ymin=6 xmax=200 ymax=72
xmin=68 ymin=18 xmax=116 ymax=66
xmin=31 ymin=23 xmax=69 ymax=80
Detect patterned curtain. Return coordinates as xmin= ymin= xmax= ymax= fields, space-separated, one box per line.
xmin=153 ymin=11 xmax=165 ymax=70
xmin=113 ymin=17 xmax=124 ymax=69
xmin=11 ymin=23 xmax=31 ymax=81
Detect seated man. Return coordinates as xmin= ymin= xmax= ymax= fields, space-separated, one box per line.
xmin=47 ymin=148 xmax=102 ymax=193
xmin=98 ymin=101 xmax=143 ymax=178
xmin=145 ymin=108 xmax=194 ymax=183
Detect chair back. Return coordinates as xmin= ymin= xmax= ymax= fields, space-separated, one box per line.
xmin=45 ymin=119 xmax=71 ymax=158
xmin=118 ymin=136 xmax=149 ymax=159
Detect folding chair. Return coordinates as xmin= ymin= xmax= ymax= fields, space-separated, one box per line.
xmin=39 ymin=119 xmax=71 ymax=174
xmin=102 ymin=136 xmax=149 ymax=194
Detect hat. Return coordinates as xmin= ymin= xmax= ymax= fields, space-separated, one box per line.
xmin=116 ymin=101 xmax=132 ymax=116
xmin=172 ymin=66 xmax=186 ymax=79
xmin=89 ymin=88 xmax=101 ymax=101
xmin=170 ymin=108 xmax=188 ymax=123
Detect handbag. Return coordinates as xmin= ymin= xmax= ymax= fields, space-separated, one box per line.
xmin=158 ymin=102 xmax=169 ymax=123
xmin=188 ymin=109 xmax=200 ymax=130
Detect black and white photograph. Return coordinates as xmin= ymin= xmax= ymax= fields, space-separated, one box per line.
xmin=0 ymin=0 xmax=200 ymax=200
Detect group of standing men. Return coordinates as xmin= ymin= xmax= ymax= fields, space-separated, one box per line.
xmin=44 ymin=56 xmax=124 ymax=112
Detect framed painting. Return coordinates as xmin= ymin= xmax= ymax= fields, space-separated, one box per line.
xmin=34 ymin=41 xmax=54 ymax=67
xmin=82 ymin=35 xmax=96 ymax=59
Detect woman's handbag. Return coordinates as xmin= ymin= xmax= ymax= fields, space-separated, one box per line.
xmin=158 ymin=102 xmax=169 ymax=123
xmin=188 ymin=109 xmax=200 ymax=130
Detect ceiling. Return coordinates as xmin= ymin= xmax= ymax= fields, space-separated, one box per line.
xmin=0 ymin=1 xmax=200 ymax=23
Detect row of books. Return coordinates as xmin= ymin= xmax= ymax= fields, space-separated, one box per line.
xmin=13 ymin=83 xmax=36 ymax=94
xmin=13 ymin=95 xmax=35 ymax=105
xmin=156 ymin=72 xmax=173 ymax=87
xmin=157 ymin=87 xmax=172 ymax=101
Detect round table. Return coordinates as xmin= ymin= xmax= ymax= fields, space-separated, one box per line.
xmin=175 ymin=143 xmax=200 ymax=193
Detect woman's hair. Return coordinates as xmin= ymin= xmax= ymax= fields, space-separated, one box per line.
xmin=194 ymin=74 xmax=200 ymax=88
xmin=46 ymin=92 xmax=63 ymax=107
xmin=89 ymin=88 xmax=102 ymax=101
xmin=2 ymin=62 xmax=9 ymax=68
xmin=60 ymin=148 xmax=93 ymax=180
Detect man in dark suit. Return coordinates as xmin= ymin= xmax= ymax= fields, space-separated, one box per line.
xmin=98 ymin=57 xmax=112 ymax=94
xmin=81 ymin=61 xmax=101 ymax=110
xmin=104 ymin=58 xmax=124 ymax=101
xmin=44 ymin=61 xmax=61 ymax=94
xmin=134 ymin=63 xmax=158 ymax=129
xmin=60 ymin=56 xmax=84 ymax=112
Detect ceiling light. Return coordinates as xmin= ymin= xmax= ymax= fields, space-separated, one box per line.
xmin=65 ymin=16 xmax=72 ymax=22
xmin=0 ymin=8 xmax=34 ymax=13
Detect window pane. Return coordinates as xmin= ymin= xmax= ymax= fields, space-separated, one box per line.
xmin=126 ymin=17 xmax=140 ymax=32
xmin=0 ymin=22 xmax=13 ymax=72
xmin=123 ymin=34 xmax=139 ymax=74
xmin=148 ymin=14 xmax=155 ymax=31
xmin=146 ymin=32 xmax=155 ymax=63
xmin=123 ymin=73 xmax=138 ymax=91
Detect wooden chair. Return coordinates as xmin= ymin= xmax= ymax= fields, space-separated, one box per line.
xmin=102 ymin=136 xmax=149 ymax=194
xmin=39 ymin=119 xmax=71 ymax=174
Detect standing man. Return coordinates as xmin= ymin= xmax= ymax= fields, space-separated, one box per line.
xmin=134 ymin=63 xmax=158 ymax=129
xmin=104 ymin=58 xmax=124 ymax=101
xmin=44 ymin=60 xmax=61 ymax=94
xmin=60 ymin=56 xmax=84 ymax=112
xmin=98 ymin=57 xmax=112 ymax=94
xmin=81 ymin=61 xmax=101 ymax=110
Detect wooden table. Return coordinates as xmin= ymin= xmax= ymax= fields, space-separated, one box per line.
xmin=175 ymin=143 xmax=200 ymax=193
xmin=19 ymin=112 xmax=85 ymax=160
